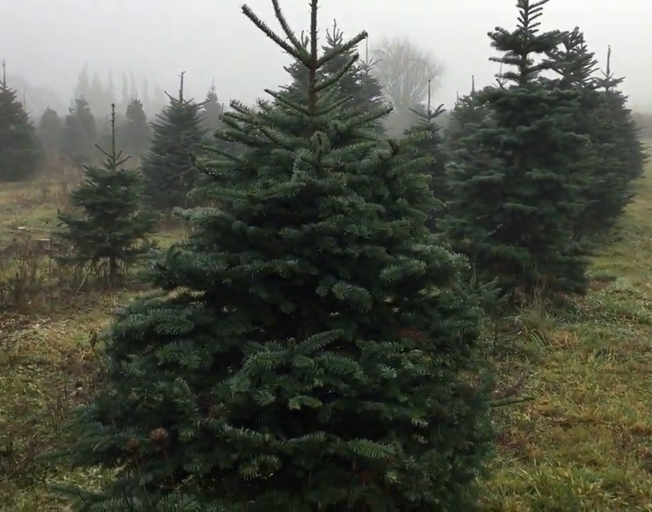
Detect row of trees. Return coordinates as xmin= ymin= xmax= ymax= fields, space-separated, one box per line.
xmin=0 ymin=30 xmax=441 ymax=183
xmin=0 ymin=67 xmax=224 ymax=181
xmin=46 ymin=0 xmax=645 ymax=510
xmin=39 ymin=97 xmax=152 ymax=163
xmin=72 ymin=64 xmax=168 ymax=119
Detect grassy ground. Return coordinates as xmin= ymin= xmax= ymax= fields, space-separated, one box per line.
xmin=1 ymin=166 xmax=652 ymax=509
xmin=480 ymin=161 xmax=652 ymax=510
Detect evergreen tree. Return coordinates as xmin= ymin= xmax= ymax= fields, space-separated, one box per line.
xmin=200 ymin=83 xmax=224 ymax=134
xmin=73 ymin=64 xmax=91 ymax=103
xmin=588 ymin=47 xmax=645 ymax=236
xmin=545 ymin=28 xmax=607 ymax=242
xmin=60 ymin=97 xmax=98 ymax=165
xmin=140 ymin=72 xmax=207 ymax=210
xmin=0 ymin=60 xmax=42 ymax=181
xmin=57 ymin=104 xmax=157 ymax=286
xmin=444 ymin=76 xmax=487 ymax=153
xmin=118 ymin=98 xmax=151 ymax=158
xmin=59 ymin=0 xmax=493 ymax=509
xmin=281 ymin=21 xmax=386 ymax=133
xmin=37 ymin=107 xmax=63 ymax=153
xmin=443 ymin=0 xmax=589 ymax=299
xmin=322 ymin=21 xmax=386 ymax=133
xmin=404 ymin=80 xmax=449 ymax=231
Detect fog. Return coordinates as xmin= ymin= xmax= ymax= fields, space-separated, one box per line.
xmin=3 ymin=0 xmax=651 ymax=111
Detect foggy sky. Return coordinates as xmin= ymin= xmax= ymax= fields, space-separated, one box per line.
xmin=3 ymin=0 xmax=651 ymax=111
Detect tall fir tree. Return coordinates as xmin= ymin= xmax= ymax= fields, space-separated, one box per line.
xmin=73 ymin=64 xmax=91 ymax=103
xmin=589 ymin=47 xmax=646 ymax=236
xmin=57 ymin=104 xmax=157 ymax=286
xmin=444 ymin=76 xmax=487 ymax=154
xmin=403 ymin=80 xmax=448 ymax=232
xmin=118 ymin=98 xmax=151 ymax=158
xmin=546 ymin=28 xmax=609 ymax=243
xmin=140 ymin=72 xmax=208 ymax=210
xmin=60 ymin=97 xmax=98 ymax=165
xmin=37 ymin=107 xmax=63 ymax=153
xmin=0 ymin=60 xmax=42 ymax=181
xmin=58 ymin=0 xmax=493 ymax=509
xmin=443 ymin=0 xmax=589 ymax=299
xmin=200 ymin=83 xmax=224 ymax=134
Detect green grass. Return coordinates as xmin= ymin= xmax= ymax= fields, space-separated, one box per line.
xmin=480 ymin=159 xmax=652 ymax=510
xmin=1 ymin=163 xmax=652 ymax=509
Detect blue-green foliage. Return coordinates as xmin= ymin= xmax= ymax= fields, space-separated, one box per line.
xmin=57 ymin=0 xmax=492 ymax=510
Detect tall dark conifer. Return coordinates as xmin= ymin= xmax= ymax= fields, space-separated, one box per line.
xmin=140 ymin=72 xmax=208 ymax=210
xmin=59 ymin=0 xmax=493 ymax=509
xmin=404 ymin=80 xmax=449 ymax=231
xmin=443 ymin=0 xmax=589 ymax=299
xmin=0 ymin=60 xmax=42 ymax=181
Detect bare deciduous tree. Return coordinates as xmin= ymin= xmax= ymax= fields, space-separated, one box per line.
xmin=371 ymin=36 xmax=442 ymax=110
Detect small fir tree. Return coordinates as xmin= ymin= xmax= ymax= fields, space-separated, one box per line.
xmin=443 ymin=0 xmax=589 ymax=299
xmin=140 ymin=72 xmax=208 ymax=210
xmin=57 ymin=104 xmax=157 ymax=286
xmin=59 ymin=0 xmax=493 ymax=509
xmin=37 ymin=107 xmax=63 ymax=153
xmin=61 ymin=97 xmax=98 ymax=165
xmin=0 ymin=60 xmax=42 ymax=181
xmin=118 ymin=97 xmax=151 ymax=158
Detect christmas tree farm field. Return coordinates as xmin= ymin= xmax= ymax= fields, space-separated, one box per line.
xmin=480 ymin=150 xmax=652 ymax=510
xmin=0 ymin=158 xmax=652 ymax=508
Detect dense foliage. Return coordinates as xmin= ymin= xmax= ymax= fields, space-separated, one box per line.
xmin=46 ymin=0 xmax=647 ymax=510
xmin=59 ymin=0 xmax=493 ymax=509
xmin=140 ymin=75 xmax=208 ymax=210
xmin=442 ymin=0 xmax=590 ymax=299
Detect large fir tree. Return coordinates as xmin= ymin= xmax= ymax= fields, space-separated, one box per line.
xmin=200 ymin=83 xmax=224 ymax=134
xmin=444 ymin=77 xmax=487 ymax=154
xmin=61 ymin=97 xmax=98 ymax=165
xmin=403 ymin=80 xmax=448 ymax=232
xmin=37 ymin=107 xmax=63 ymax=153
xmin=59 ymin=0 xmax=493 ymax=509
xmin=443 ymin=0 xmax=589 ymax=299
xmin=588 ymin=47 xmax=645 ymax=236
xmin=140 ymin=72 xmax=207 ymax=210
xmin=0 ymin=60 xmax=42 ymax=181
xmin=57 ymin=104 xmax=157 ymax=286
xmin=118 ymin=97 xmax=151 ymax=158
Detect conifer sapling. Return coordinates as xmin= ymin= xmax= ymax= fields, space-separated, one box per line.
xmin=57 ymin=103 xmax=157 ymax=286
